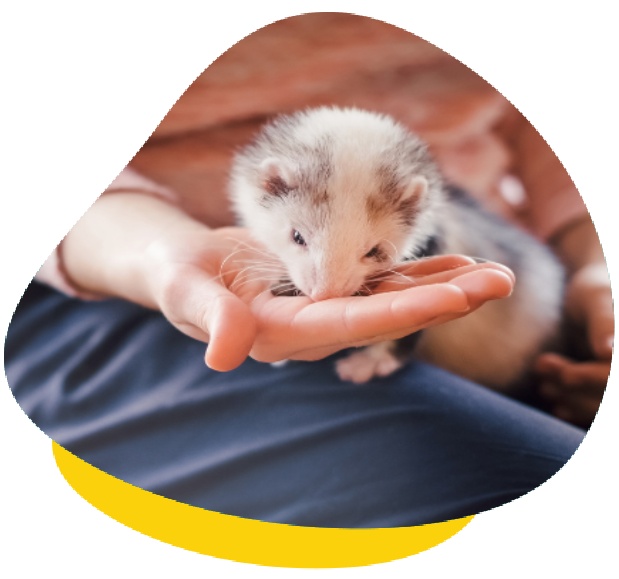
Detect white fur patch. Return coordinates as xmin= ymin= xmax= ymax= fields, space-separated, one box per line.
xmin=229 ymin=107 xmax=565 ymax=391
xmin=335 ymin=342 xmax=404 ymax=384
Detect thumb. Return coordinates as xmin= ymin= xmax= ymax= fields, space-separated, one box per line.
xmin=203 ymin=291 xmax=257 ymax=371
xmin=161 ymin=266 xmax=257 ymax=372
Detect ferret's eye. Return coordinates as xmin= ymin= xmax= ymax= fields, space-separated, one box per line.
xmin=292 ymin=230 xmax=307 ymax=246
xmin=365 ymin=245 xmax=380 ymax=259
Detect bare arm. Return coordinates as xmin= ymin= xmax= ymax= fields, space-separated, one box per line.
xmin=59 ymin=189 xmax=515 ymax=373
xmin=550 ymin=216 xmax=612 ymax=358
xmin=62 ymin=192 xmax=259 ymax=370
xmin=535 ymin=216 xmax=613 ymax=426
xmin=498 ymin=111 xmax=612 ymax=426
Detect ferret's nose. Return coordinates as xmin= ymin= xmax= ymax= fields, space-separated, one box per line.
xmin=309 ymin=274 xmax=360 ymax=301
xmin=310 ymin=288 xmax=340 ymax=301
xmin=310 ymin=284 xmax=357 ymax=301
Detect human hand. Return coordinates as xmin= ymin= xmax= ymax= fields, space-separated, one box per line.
xmin=247 ymin=255 xmax=515 ymax=363
xmin=535 ymin=354 xmax=610 ymax=427
xmin=535 ymin=262 xmax=613 ymax=427
xmin=146 ymin=226 xmax=515 ymax=371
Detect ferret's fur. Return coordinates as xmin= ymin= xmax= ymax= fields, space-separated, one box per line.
xmin=230 ymin=107 xmax=564 ymax=391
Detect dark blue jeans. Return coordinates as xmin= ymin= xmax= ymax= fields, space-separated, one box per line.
xmin=5 ymin=282 xmax=584 ymax=528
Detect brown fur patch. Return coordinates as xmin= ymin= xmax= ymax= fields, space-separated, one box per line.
xmin=365 ymin=194 xmax=393 ymax=221
xmin=264 ymin=175 xmax=291 ymax=198
xmin=297 ymin=140 xmax=332 ymax=208
xmin=367 ymin=246 xmax=390 ymax=262
xmin=366 ymin=191 xmax=419 ymax=226
xmin=377 ymin=165 xmax=401 ymax=201
xmin=397 ymin=197 xmax=418 ymax=226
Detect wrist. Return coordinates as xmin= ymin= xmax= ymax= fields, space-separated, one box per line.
xmin=140 ymin=225 xmax=258 ymax=310
xmin=62 ymin=192 xmax=212 ymax=306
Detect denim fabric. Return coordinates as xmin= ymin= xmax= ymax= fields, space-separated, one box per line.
xmin=5 ymin=282 xmax=584 ymax=528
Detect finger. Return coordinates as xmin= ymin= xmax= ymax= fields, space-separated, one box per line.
xmin=534 ymin=352 xmax=568 ymax=380
xmin=267 ymin=270 xmax=511 ymax=351
xmin=553 ymin=391 xmax=605 ymax=427
xmin=340 ymin=269 xmax=512 ymax=348
xmin=394 ymin=254 xmax=515 ymax=278
xmin=374 ymin=259 xmax=515 ymax=294
xmin=166 ymin=267 xmax=257 ymax=371
xmin=300 ymin=284 xmax=471 ymax=343
xmin=560 ymin=361 xmax=610 ymax=391
xmin=251 ymin=268 xmax=512 ymax=362
xmin=535 ymin=353 xmax=610 ymax=391
xmin=250 ymin=282 xmax=467 ymax=361
xmin=288 ymin=306 xmax=472 ymax=360
xmin=393 ymin=254 xmax=477 ymax=275
xmin=539 ymin=370 xmax=607 ymax=427
xmin=287 ymin=344 xmax=344 ymax=361
xmin=447 ymin=269 xmax=514 ymax=309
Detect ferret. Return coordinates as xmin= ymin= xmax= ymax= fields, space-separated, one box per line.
xmin=229 ymin=106 xmax=565 ymax=391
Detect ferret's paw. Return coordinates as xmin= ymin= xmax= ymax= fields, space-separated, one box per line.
xmin=271 ymin=360 xmax=289 ymax=368
xmin=335 ymin=343 xmax=403 ymax=384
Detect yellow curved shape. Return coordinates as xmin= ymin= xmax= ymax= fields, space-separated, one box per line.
xmin=53 ymin=442 xmax=473 ymax=568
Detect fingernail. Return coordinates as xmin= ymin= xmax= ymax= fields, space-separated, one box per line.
xmin=450 ymin=270 xmax=514 ymax=300
xmin=471 ymin=260 xmax=516 ymax=282
xmin=454 ymin=255 xmax=478 ymax=265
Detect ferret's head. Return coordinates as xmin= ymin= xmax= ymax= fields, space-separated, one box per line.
xmin=230 ymin=107 xmax=445 ymax=301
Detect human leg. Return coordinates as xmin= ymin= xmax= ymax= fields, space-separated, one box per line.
xmin=5 ymin=283 xmax=584 ymax=528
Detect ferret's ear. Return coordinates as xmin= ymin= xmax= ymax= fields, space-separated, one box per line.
xmin=401 ymin=175 xmax=428 ymax=201
xmin=259 ymin=157 xmax=297 ymax=197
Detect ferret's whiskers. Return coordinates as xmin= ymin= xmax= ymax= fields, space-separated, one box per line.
xmin=270 ymin=281 xmax=296 ymax=292
xmin=387 ymin=269 xmax=416 ymax=283
xmin=217 ymin=251 xmax=286 ymax=289
xmin=217 ymin=248 xmax=256 ymax=284
xmin=223 ymin=237 xmax=282 ymax=262
xmin=229 ymin=261 xmax=285 ymax=278
xmin=229 ymin=270 xmax=275 ymax=290
xmin=229 ymin=268 xmax=285 ymax=293
xmin=220 ymin=248 xmax=283 ymax=270
xmin=369 ymin=268 xmax=416 ymax=286
xmin=380 ymin=238 xmax=400 ymax=262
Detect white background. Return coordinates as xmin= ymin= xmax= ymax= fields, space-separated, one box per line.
xmin=1 ymin=1 xmax=617 ymax=577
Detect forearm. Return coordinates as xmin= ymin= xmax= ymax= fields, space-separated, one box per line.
xmin=547 ymin=213 xmax=612 ymax=363
xmin=57 ymin=190 xmax=517 ymax=373
xmin=536 ymin=213 xmax=612 ymax=426
xmin=547 ymin=215 xmax=606 ymax=274
xmin=501 ymin=110 xmax=586 ymax=242
xmin=61 ymin=192 xmax=210 ymax=308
